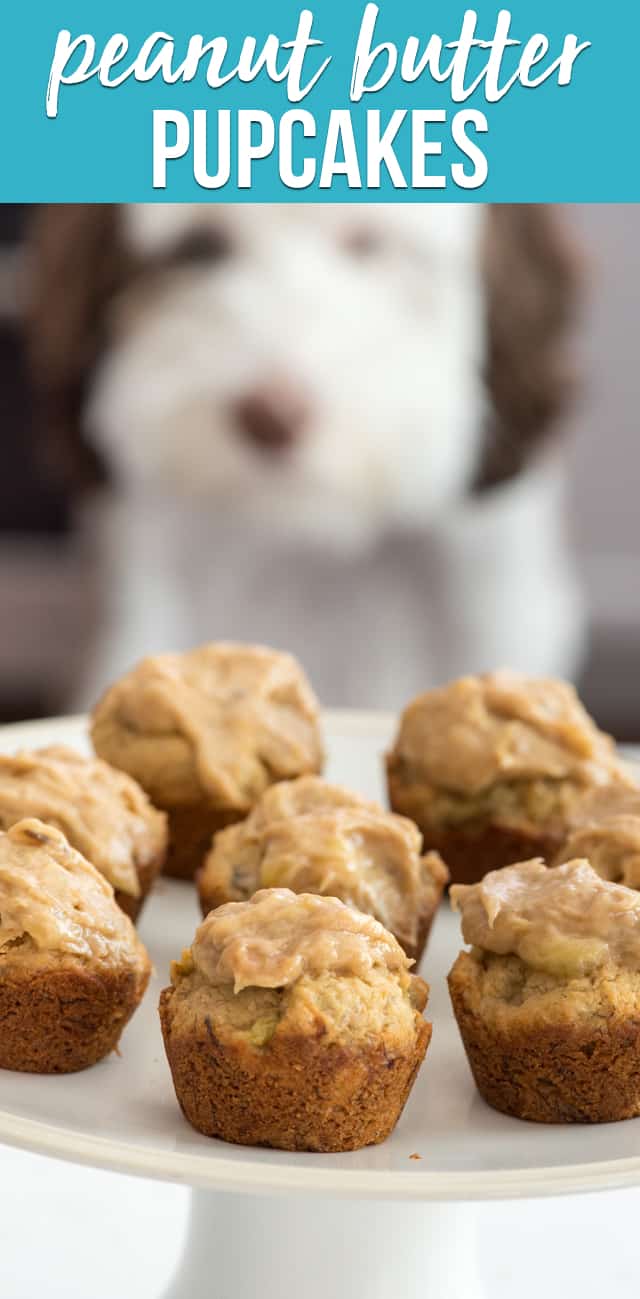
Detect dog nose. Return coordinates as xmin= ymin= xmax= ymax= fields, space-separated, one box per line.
xmin=233 ymin=381 xmax=307 ymax=452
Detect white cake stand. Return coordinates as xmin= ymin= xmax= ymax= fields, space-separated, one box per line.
xmin=1 ymin=713 xmax=639 ymax=1299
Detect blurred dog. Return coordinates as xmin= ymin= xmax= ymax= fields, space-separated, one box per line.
xmin=28 ymin=204 xmax=582 ymax=707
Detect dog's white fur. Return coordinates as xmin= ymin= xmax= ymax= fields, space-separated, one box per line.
xmin=80 ymin=203 xmax=583 ymax=707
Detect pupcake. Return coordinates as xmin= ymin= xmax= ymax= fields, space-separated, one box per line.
xmin=557 ymin=786 xmax=640 ymax=889
xmin=0 ymin=819 xmax=150 ymax=1073
xmin=160 ymin=887 xmax=430 ymax=1151
xmin=387 ymin=670 xmax=632 ymax=884
xmin=197 ymin=775 xmax=448 ymax=964
xmin=448 ymin=857 xmax=640 ymax=1123
xmin=91 ymin=642 xmax=323 ymax=880
xmin=0 ymin=746 xmax=167 ymax=920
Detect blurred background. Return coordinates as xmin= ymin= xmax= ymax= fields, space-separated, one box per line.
xmin=0 ymin=204 xmax=637 ymax=733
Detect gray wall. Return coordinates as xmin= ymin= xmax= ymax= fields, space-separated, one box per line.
xmin=565 ymin=206 xmax=639 ymax=629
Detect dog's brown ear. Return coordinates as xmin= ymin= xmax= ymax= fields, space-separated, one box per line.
xmin=26 ymin=204 xmax=122 ymax=491
xmin=478 ymin=204 xmax=580 ymax=489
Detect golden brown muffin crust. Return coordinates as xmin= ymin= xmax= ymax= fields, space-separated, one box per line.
xmin=160 ymin=889 xmax=430 ymax=1150
xmin=167 ymin=960 xmax=427 ymax=1049
xmin=160 ymin=986 xmax=430 ymax=1150
xmin=114 ymin=845 xmax=166 ymax=922
xmin=0 ymin=962 xmax=149 ymax=1073
xmin=401 ymin=821 xmax=563 ymax=886
xmin=0 ymin=819 xmax=151 ymax=1073
xmin=449 ymin=949 xmax=640 ymax=1123
xmin=162 ymin=804 xmax=242 ymax=882
xmin=449 ymin=858 xmax=640 ymax=1123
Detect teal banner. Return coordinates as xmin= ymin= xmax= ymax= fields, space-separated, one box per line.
xmin=1 ymin=0 xmax=635 ymax=200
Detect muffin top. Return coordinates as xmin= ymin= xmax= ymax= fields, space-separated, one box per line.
xmin=390 ymin=670 xmax=629 ymax=795
xmin=560 ymin=786 xmax=640 ymax=890
xmin=185 ymin=888 xmax=413 ymax=993
xmin=224 ymin=773 xmax=379 ymax=832
xmin=91 ymin=642 xmax=323 ymax=810
xmin=0 ymin=746 xmax=166 ymax=898
xmin=451 ymin=857 xmax=640 ymax=978
xmin=0 ymin=819 xmax=148 ymax=965
xmin=201 ymin=776 xmax=447 ymax=948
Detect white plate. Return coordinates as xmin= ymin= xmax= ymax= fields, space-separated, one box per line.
xmin=0 ymin=712 xmax=639 ymax=1203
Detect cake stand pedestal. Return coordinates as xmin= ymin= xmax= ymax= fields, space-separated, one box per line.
xmin=163 ymin=1192 xmax=482 ymax=1299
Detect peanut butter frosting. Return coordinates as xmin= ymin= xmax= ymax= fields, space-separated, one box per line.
xmin=0 ymin=746 xmax=166 ymax=898
xmin=187 ymin=888 xmax=412 ymax=993
xmin=91 ymin=642 xmax=323 ymax=810
xmin=451 ymin=858 xmax=640 ymax=978
xmin=560 ymin=787 xmax=640 ymax=890
xmin=228 ymin=774 xmax=379 ymax=832
xmin=390 ymin=671 xmax=630 ymax=796
xmin=202 ymin=777 xmax=446 ymax=947
xmin=0 ymin=819 xmax=146 ymax=963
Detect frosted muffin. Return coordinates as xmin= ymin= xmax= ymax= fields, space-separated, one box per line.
xmin=0 ymin=819 xmax=150 ymax=1073
xmin=448 ymin=858 xmax=640 ymax=1122
xmin=197 ymin=776 xmax=448 ymax=964
xmin=160 ymin=888 xmax=430 ymax=1151
xmin=0 ymin=746 xmax=167 ymax=920
xmin=91 ymin=642 xmax=323 ymax=880
xmin=557 ymin=786 xmax=640 ymax=889
xmin=387 ymin=671 xmax=631 ymax=884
